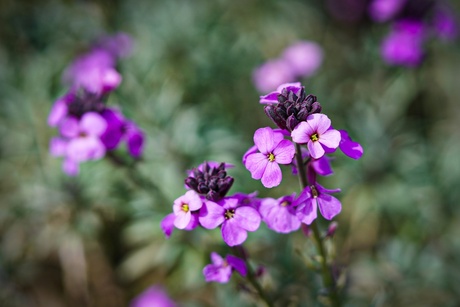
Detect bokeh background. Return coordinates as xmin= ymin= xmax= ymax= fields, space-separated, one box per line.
xmin=1 ymin=0 xmax=460 ymax=306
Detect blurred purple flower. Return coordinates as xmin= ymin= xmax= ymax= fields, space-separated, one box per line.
xmin=294 ymin=184 xmax=342 ymax=224
xmin=253 ymin=58 xmax=296 ymax=93
xmin=203 ymin=252 xmax=247 ymax=283
xmin=339 ymin=130 xmax=363 ymax=159
xmin=380 ymin=19 xmax=425 ymax=67
xmin=281 ymin=41 xmax=323 ymax=78
xmin=291 ymin=114 xmax=341 ymax=159
xmin=259 ymin=194 xmax=301 ymax=233
xmin=433 ymin=7 xmax=458 ymax=41
xmin=244 ymin=127 xmax=295 ymax=188
xmin=130 ymin=285 xmax=176 ymax=307
xmin=368 ymin=0 xmax=407 ymax=23
xmin=94 ymin=32 xmax=134 ymax=59
xmin=199 ymin=197 xmax=261 ymax=246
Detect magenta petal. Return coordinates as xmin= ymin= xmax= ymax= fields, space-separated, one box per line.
xmin=242 ymin=145 xmax=258 ymax=166
xmin=174 ymin=211 xmax=191 ymax=229
xmin=296 ymin=198 xmax=317 ymax=225
xmin=291 ymin=122 xmax=313 ymax=144
xmin=261 ymin=161 xmax=282 ymax=188
xmin=308 ymin=140 xmax=325 ymax=159
xmin=67 ymin=136 xmax=105 ymax=162
xmin=276 ymin=82 xmax=302 ymax=92
xmin=50 ymin=137 xmax=68 ymax=157
xmin=233 ymin=206 xmax=261 ymax=232
xmin=59 ymin=117 xmax=80 ymax=138
xmin=80 ymin=112 xmax=107 ymax=136
xmin=253 ymin=127 xmax=275 ymax=154
xmin=273 ymin=139 xmax=295 ymax=164
xmin=203 ymin=263 xmax=232 ymax=283
xmin=259 ymin=92 xmax=280 ymax=105
xmin=319 ymin=129 xmax=341 ymax=149
xmin=198 ymin=201 xmax=225 ymax=229
xmin=339 ymin=130 xmax=363 ymax=159
xmin=227 ymin=255 xmax=247 ymax=276
xmin=222 ymin=220 xmax=247 ymax=246
xmin=316 ymin=184 xmax=341 ymax=195
xmin=311 ymin=156 xmax=333 ymax=176
xmin=313 ymin=114 xmax=332 ymax=134
xmin=48 ymin=99 xmax=68 ymax=127
xmin=318 ymin=194 xmax=342 ymax=220
xmin=210 ymin=252 xmax=224 ymax=266
xmin=246 ymin=153 xmax=268 ymax=180
xmin=161 ymin=213 xmax=176 ymax=238
xmin=265 ymin=205 xmax=301 ymax=233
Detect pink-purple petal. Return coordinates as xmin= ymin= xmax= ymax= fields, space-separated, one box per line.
xmin=160 ymin=213 xmax=176 ymax=238
xmin=226 ymin=255 xmax=247 ymax=276
xmin=221 ymin=220 xmax=247 ymax=246
xmin=319 ymin=129 xmax=341 ymax=149
xmin=233 ymin=206 xmax=261 ymax=232
xmin=261 ymin=161 xmax=282 ymax=188
xmin=198 ymin=201 xmax=225 ymax=229
xmin=318 ymin=194 xmax=342 ymax=220
xmin=246 ymin=153 xmax=268 ymax=180
xmin=313 ymin=114 xmax=332 ymax=134
xmin=80 ymin=112 xmax=108 ymax=136
xmin=307 ymin=140 xmax=325 ymax=159
xmin=210 ymin=252 xmax=224 ymax=266
xmin=291 ymin=122 xmax=313 ymax=144
xmin=296 ymin=198 xmax=318 ymax=225
xmin=48 ymin=99 xmax=68 ymax=127
xmin=49 ymin=137 xmax=68 ymax=157
xmin=339 ymin=130 xmax=363 ymax=159
xmin=59 ymin=117 xmax=80 ymax=138
xmin=253 ymin=127 xmax=275 ymax=154
xmin=273 ymin=140 xmax=295 ymax=164
xmin=174 ymin=211 xmax=191 ymax=229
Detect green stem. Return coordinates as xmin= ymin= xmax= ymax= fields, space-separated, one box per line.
xmin=295 ymin=143 xmax=341 ymax=307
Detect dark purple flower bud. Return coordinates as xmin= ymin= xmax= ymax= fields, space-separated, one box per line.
xmin=264 ymin=85 xmax=323 ymax=132
xmin=185 ymin=162 xmax=234 ymax=201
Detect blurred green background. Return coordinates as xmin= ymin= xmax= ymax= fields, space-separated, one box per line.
xmin=1 ymin=0 xmax=460 ymax=306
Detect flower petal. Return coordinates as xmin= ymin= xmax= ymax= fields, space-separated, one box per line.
xmin=296 ymin=198 xmax=317 ymax=225
xmin=174 ymin=211 xmax=191 ymax=229
xmin=160 ymin=213 xmax=175 ymax=238
xmin=319 ymin=129 xmax=341 ymax=149
xmin=222 ymin=220 xmax=247 ymax=246
xmin=227 ymin=255 xmax=247 ymax=276
xmin=210 ymin=252 xmax=224 ymax=266
xmin=318 ymin=194 xmax=342 ymax=220
xmin=48 ymin=99 xmax=68 ymax=127
xmin=80 ymin=112 xmax=107 ymax=136
xmin=253 ymin=127 xmax=275 ymax=154
xmin=198 ymin=201 xmax=225 ymax=229
xmin=246 ymin=153 xmax=268 ymax=180
xmin=59 ymin=117 xmax=80 ymax=138
xmin=313 ymin=114 xmax=332 ymax=134
xmin=261 ymin=161 xmax=282 ymax=188
xmin=308 ymin=140 xmax=325 ymax=159
xmin=67 ymin=136 xmax=105 ymax=162
xmin=273 ymin=139 xmax=295 ymax=164
xmin=50 ymin=137 xmax=68 ymax=157
xmin=233 ymin=206 xmax=261 ymax=232
xmin=291 ymin=121 xmax=314 ymax=144
xmin=339 ymin=130 xmax=363 ymax=159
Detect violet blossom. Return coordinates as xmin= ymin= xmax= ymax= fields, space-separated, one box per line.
xmin=244 ymin=127 xmax=295 ymax=188
xmin=338 ymin=130 xmax=364 ymax=160
xmin=291 ymin=114 xmax=341 ymax=159
xmin=281 ymin=41 xmax=323 ymax=78
xmin=294 ymin=184 xmax=342 ymax=224
xmin=252 ymin=58 xmax=296 ymax=94
xmin=130 ymin=285 xmax=176 ymax=307
xmin=368 ymin=0 xmax=406 ymax=23
xmin=203 ymin=252 xmax=247 ymax=283
xmin=259 ymin=194 xmax=301 ymax=233
xmin=199 ymin=197 xmax=261 ymax=246
xmin=173 ymin=190 xmax=203 ymax=229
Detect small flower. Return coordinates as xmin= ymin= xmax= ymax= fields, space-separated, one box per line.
xmin=130 ymin=285 xmax=176 ymax=307
xmin=173 ymin=190 xmax=203 ymax=229
xmin=252 ymin=59 xmax=296 ymax=93
xmin=368 ymin=0 xmax=407 ymax=23
xmin=259 ymin=194 xmax=301 ymax=233
xmin=203 ymin=252 xmax=247 ymax=283
xmin=291 ymin=114 xmax=341 ymax=159
xmin=245 ymin=127 xmax=295 ymax=188
xmin=185 ymin=162 xmax=234 ymax=201
xmin=433 ymin=7 xmax=458 ymax=41
xmin=294 ymin=184 xmax=342 ymax=224
xmin=199 ymin=197 xmax=261 ymax=246
xmin=281 ymin=41 xmax=323 ymax=78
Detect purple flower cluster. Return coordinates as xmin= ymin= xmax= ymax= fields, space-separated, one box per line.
xmin=368 ymin=0 xmax=458 ymax=67
xmin=253 ymin=41 xmax=323 ymax=93
xmin=48 ymin=33 xmax=144 ymax=175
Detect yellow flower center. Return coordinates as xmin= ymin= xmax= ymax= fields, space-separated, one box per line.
xmin=182 ymin=203 xmax=189 ymax=212
xmin=268 ymin=153 xmax=275 ymax=162
xmin=310 ymin=133 xmax=319 ymax=142
xmin=224 ymin=209 xmax=235 ymax=220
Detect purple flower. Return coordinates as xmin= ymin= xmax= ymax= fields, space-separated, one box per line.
xmin=125 ymin=121 xmax=145 ymax=158
xmin=294 ymin=184 xmax=342 ymax=224
xmin=252 ymin=58 xmax=296 ymax=93
xmin=368 ymin=0 xmax=406 ymax=23
xmin=100 ymin=108 xmax=125 ymax=150
xmin=281 ymin=41 xmax=323 ymax=78
xmin=173 ymin=190 xmax=203 ymax=229
xmin=130 ymin=285 xmax=176 ymax=307
xmin=203 ymin=252 xmax=247 ymax=283
xmin=380 ymin=19 xmax=425 ymax=67
xmin=259 ymin=194 xmax=301 ymax=233
xmin=339 ymin=130 xmax=363 ymax=159
xmin=199 ymin=197 xmax=261 ymax=246
xmin=245 ymin=127 xmax=295 ymax=188
xmin=63 ymin=49 xmax=122 ymax=94
xmin=94 ymin=32 xmax=134 ymax=59
xmin=433 ymin=7 xmax=458 ymax=41
xmin=291 ymin=114 xmax=341 ymax=159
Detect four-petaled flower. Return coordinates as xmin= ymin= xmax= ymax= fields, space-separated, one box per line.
xmin=259 ymin=194 xmax=301 ymax=233
xmin=202 ymin=252 xmax=247 ymax=283
xmin=291 ymin=113 xmax=341 ymax=159
xmin=245 ymin=127 xmax=295 ymax=188
xmin=294 ymin=184 xmax=342 ymax=225
xmin=199 ymin=197 xmax=261 ymax=246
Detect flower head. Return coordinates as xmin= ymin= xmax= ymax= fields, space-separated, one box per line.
xmin=291 ymin=114 xmax=341 ymax=159
xmin=263 ymin=85 xmax=322 ymax=131
xmin=199 ymin=197 xmax=261 ymax=246
xmin=244 ymin=127 xmax=295 ymax=188
xmin=184 ymin=162 xmax=234 ymax=201
xmin=368 ymin=0 xmax=407 ymax=23
xmin=294 ymin=184 xmax=342 ymax=224
xmin=203 ymin=252 xmax=247 ymax=283
xmin=259 ymin=194 xmax=301 ymax=233
xmin=281 ymin=41 xmax=323 ymax=77
xmin=173 ymin=190 xmax=203 ymax=229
